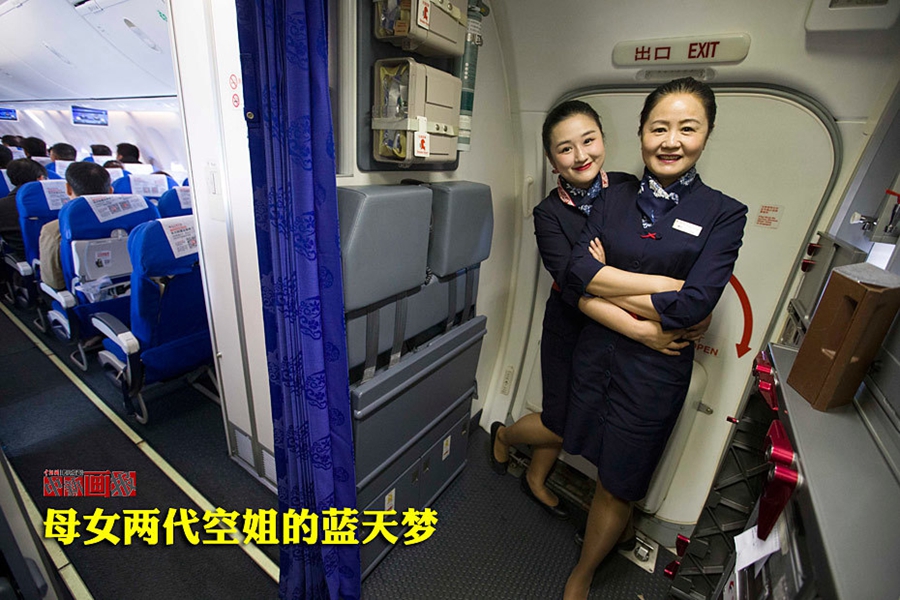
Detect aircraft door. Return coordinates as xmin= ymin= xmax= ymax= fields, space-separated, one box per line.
xmin=508 ymin=88 xmax=838 ymax=535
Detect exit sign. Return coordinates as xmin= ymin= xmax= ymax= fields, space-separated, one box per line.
xmin=613 ymin=34 xmax=751 ymax=67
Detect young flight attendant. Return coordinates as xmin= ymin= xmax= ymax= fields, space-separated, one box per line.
xmin=561 ymin=78 xmax=748 ymax=599
xmin=490 ymin=101 xmax=696 ymax=518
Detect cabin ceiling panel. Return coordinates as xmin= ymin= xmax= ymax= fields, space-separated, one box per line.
xmin=499 ymin=0 xmax=900 ymax=119
xmin=0 ymin=0 xmax=175 ymax=101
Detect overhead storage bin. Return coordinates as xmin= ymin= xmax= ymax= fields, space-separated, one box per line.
xmin=373 ymin=57 xmax=461 ymax=166
xmin=375 ymin=0 xmax=467 ymax=57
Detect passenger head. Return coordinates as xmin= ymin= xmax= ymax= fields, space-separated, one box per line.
xmin=65 ymin=161 xmax=112 ymax=197
xmin=90 ymin=144 xmax=112 ymax=156
xmin=21 ymin=136 xmax=47 ymax=158
xmin=102 ymin=160 xmax=124 ymax=169
xmin=6 ymin=158 xmax=47 ymax=187
xmin=0 ymin=145 xmax=12 ymax=168
xmin=542 ymin=100 xmax=605 ymax=189
xmin=639 ymin=77 xmax=716 ymax=188
xmin=49 ymin=142 xmax=77 ymax=162
xmin=151 ymin=170 xmax=172 ymax=179
xmin=116 ymin=142 xmax=140 ymax=163
xmin=2 ymin=134 xmax=21 ymax=147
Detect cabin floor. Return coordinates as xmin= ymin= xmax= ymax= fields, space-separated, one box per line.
xmin=0 ymin=298 xmax=675 ymax=599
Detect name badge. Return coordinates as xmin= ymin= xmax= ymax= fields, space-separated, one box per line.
xmin=673 ymin=219 xmax=702 ymax=237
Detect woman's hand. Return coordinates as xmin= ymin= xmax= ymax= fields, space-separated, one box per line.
xmin=682 ymin=313 xmax=712 ymax=341
xmin=633 ymin=320 xmax=690 ymax=356
xmin=588 ymin=237 xmax=606 ymax=263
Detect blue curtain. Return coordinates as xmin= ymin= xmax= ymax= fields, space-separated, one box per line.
xmin=234 ymin=1 xmax=360 ymax=598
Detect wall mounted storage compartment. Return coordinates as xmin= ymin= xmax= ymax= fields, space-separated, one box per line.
xmin=375 ymin=0 xmax=467 ymax=57
xmin=372 ymin=57 xmax=461 ymax=165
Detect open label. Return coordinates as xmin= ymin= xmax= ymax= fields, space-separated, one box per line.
xmin=160 ymin=216 xmax=198 ymax=259
xmin=84 ymin=194 xmax=148 ymax=223
xmin=414 ymin=132 xmax=430 ymax=157
xmin=417 ymin=0 xmax=431 ymax=29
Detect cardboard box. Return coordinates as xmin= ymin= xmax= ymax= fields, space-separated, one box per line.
xmin=787 ymin=262 xmax=900 ymax=411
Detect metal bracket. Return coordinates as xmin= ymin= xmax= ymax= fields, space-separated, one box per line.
xmin=697 ymin=402 xmax=714 ymax=415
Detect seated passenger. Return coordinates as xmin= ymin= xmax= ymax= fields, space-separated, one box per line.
xmin=116 ymin=142 xmax=141 ymax=164
xmin=1 ymin=135 xmax=21 ymax=148
xmin=49 ymin=143 xmax=77 ymax=162
xmin=0 ymin=159 xmax=47 ymax=257
xmin=103 ymin=160 xmax=125 ymax=169
xmin=0 ymin=145 xmax=11 ymax=169
xmin=39 ymin=162 xmax=113 ymax=290
xmin=91 ymin=144 xmax=112 ymax=158
xmin=21 ymin=137 xmax=47 ymax=159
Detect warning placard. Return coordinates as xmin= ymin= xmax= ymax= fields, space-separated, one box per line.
xmin=160 ymin=216 xmax=198 ymax=259
xmin=85 ymin=194 xmax=148 ymax=223
xmin=755 ymin=204 xmax=783 ymax=229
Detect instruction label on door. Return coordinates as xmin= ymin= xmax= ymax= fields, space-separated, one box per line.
xmin=755 ymin=204 xmax=783 ymax=229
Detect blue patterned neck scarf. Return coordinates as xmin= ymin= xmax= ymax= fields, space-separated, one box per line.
xmin=558 ymin=171 xmax=607 ymax=216
xmin=637 ymin=167 xmax=698 ymax=229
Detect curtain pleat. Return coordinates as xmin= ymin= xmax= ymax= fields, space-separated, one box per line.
xmin=235 ymin=0 xmax=359 ymax=598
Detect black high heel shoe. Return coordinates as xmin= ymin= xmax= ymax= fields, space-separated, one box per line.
xmin=520 ymin=474 xmax=570 ymax=520
xmin=489 ymin=422 xmax=509 ymax=475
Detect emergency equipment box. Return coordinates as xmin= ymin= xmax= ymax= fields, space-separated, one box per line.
xmin=372 ymin=57 xmax=461 ymax=165
xmin=375 ymin=0 xmax=467 ymax=57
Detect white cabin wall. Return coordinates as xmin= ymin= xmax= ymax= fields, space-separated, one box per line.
xmin=168 ymin=0 xmax=273 ymax=471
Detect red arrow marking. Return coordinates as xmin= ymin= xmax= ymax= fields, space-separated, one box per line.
xmin=730 ymin=274 xmax=753 ymax=358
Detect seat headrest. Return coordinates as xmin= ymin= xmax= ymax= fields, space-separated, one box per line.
xmin=129 ymin=216 xmax=200 ymax=278
xmin=59 ymin=194 xmax=160 ymax=241
xmin=15 ymin=180 xmax=70 ymax=217
xmin=111 ymin=174 xmax=177 ymax=199
xmin=338 ymin=185 xmax=432 ymax=312
xmin=158 ymin=186 xmax=192 ymax=217
xmin=426 ymin=181 xmax=493 ymax=277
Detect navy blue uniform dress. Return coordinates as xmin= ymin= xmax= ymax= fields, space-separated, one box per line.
xmin=532 ymin=171 xmax=636 ymax=437
xmin=562 ymin=175 xmax=747 ymax=501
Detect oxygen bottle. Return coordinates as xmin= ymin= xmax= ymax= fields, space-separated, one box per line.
xmin=456 ymin=0 xmax=490 ymax=152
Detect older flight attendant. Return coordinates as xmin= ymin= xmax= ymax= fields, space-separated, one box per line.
xmin=490 ymin=100 xmax=693 ymax=518
xmin=561 ymin=78 xmax=748 ymax=600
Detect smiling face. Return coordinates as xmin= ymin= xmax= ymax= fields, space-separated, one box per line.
xmin=547 ymin=113 xmax=606 ymax=189
xmin=640 ymin=92 xmax=710 ymax=188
